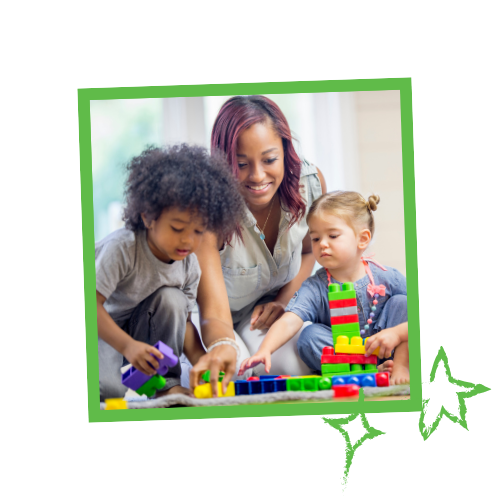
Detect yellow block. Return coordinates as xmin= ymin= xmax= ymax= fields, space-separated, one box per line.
xmin=194 ymin=381 xmax=235 ymax=399
xmin=335 ymin=335 xmax=380 ymax=356
xmin=104 ymin=398 xmax=128 ymax=410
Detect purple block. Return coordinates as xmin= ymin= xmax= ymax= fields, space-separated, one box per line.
xmin=121 ymin=341 xmax=178 ymax=390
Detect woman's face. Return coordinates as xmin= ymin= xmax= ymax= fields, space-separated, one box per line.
xmin=235 ymin=120 xmax=285 ymax=210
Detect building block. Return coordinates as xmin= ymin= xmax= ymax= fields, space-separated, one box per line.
xmin=104 ymin=398 xmax=128 ymax=410
xmin=328 ymin=367 xmax=378 ymax=378
xmin=286 ymin=378 xmax=303 ymax=392
xmin=332 ymin=377 xmax=348 ymax=385
xmin=234 ymin=380 xmax=250 ymax=395
xmin=249 ymin=380 xmax=263 ymax=394
xmin=331 ymin=323 xmax=361 ymax=334
xmin=361 ymin=375 xmax=376 ymax=387
xmin=274 ymin=379 xmax=287 ymax=391
xmin=247 ymin=376 xmax=260 ymax=381
xmin=261 ymin=380 xmax=276 ymax=393
xmin=260 ymin=375 xmax=279 ymax=380
xmin=335 ymin=335 xmax=380 ymax=356
xmin=135 ymin=374 xmax=166 ymax=397
xmin=364 ymin=364 xmax=377 ymax=371
xmin=328 ymin=290 xmax=356 ymax=301
xmin=321 ymin=354 xmax=378 ymax=365
xmin=321 ymin=363 xmax=350 ymax=375
xmin=329 ymin=298 xmax=357 ymax=309
xmin=201 ymin=370 xmax=224 ymax=383
xmin=322 ymin=346 xmax=335 ymax=356
xmin=330 ymin=306 xmax=358 ymax=317
xmin=319 ymin=377 xmax=332 ymax=390
xmin=331 ymin=314 xmax=359 ymax=326
xmin=121 ymin=341 xmax=178 ymax=391
xmin=333 ymin=384 xmax=359 ymax=398
xmin=194 ymin=381 xmax=235 ymax=398
xmin=375 ymin=372 xmax=390 ymax=387
xmin=302 ymin=377 xmax=320 ymax=391
xmin=351 ymin=364 xmax=362 ymax=372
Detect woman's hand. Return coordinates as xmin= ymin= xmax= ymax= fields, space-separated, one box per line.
xmin=122 ymin=340 xmax=164 ymax=376
xmin=250 ymin=301 xmax=286 ymax=331
xmin=190 ymin=344 xmax=237 ymax=397
xmin=239 ymin=350 xmax=271 ymax=375
xmin=364 ymin=326 xmax=401 ymax=359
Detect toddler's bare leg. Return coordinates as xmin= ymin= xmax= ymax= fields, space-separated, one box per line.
xmin=390 ymin=341 xmax=410 ymax=385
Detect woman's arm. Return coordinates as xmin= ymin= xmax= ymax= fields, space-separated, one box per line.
xmin=190 ymin=231 xmax=238 ymax=396
xmin=250 ymin=167 xmax=327 ymax=331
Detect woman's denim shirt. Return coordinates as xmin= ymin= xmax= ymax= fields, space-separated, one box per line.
xmin=220 ymin=160 xmax=322 ymax=325
xmin=285 ymin=263 xmax=407 ymax=337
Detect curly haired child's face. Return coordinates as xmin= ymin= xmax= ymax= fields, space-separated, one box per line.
xmin=236 ymin=120 xmax=284 ymax=211
xmin=308 ymin=212 xmax=370 ymax=271
xmin=142 ymin=208 xmax=206 ymax=263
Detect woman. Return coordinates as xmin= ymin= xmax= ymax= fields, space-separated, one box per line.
xmin=190 ymin=95 xmax=326 ymax=395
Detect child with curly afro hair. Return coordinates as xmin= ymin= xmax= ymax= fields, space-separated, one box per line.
xmin=96 ymin=144 xmax=245 ymax=401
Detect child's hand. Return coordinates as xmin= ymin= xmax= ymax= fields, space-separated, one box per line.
xmin=238 ymin=351 xmax=271 ymax=375
xmin=365 ymin=326 xmax=401 ymax=359
xmin=123 ymin=340 xmax=164 ymax=376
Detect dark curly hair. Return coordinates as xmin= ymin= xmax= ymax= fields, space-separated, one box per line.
xmin=123 ymin=144 xmax=246 ymax=240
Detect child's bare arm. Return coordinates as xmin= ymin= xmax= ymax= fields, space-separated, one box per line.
xmin=96 ymin=290 xmax=163 ymax=376
xmin=238 ymin=312 xmax=304 ymax=374
xmin=183 ymin=315 xmax=205 ymax=366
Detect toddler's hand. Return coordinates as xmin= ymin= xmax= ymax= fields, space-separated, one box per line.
xmin=238 ymin=351 xmax=271 ymax=375
xmin=365 ymin=327 xmax=400 ymax=359
xmin=123 ymin=340 xmax=164 ymax=377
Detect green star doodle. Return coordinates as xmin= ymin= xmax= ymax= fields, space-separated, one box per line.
xmin=419 ymin=346 xmax=491 ymax=441
xmin=323 ymin=411 xmax=384 ymax=488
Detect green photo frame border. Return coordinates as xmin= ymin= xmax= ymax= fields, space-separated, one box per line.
xmin=78 ymin=78 xmax=421 ymax=423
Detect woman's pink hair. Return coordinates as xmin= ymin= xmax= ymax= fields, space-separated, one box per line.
xmin=211 ymin=95 xmax=305 ymax=227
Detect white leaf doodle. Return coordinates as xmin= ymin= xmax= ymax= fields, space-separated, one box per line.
xmin=11 ymin=229 xmax=163 ymax=494
xmin=413 ymin=133 xmax=486 ymax=182
xmin=184 ymin=8 xmax=278 ymax=83
xmin=63 ymin=54 xmax=135 ymax=132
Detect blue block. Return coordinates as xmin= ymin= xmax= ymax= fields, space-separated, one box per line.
xmin=234 ymin=380 xmax=249 ymax=396
xmin=361 ymin=375 xmax=376 ymax=387
xmin=332 ymin=376 xmax=347 ymax=385
xmin=274 ymin=379 xmax=287 ymax=392
xmin=260 ymin=375 xmax=278 ymax=380
xmin=261 ymin=380 xmax=276 ymax=393
xmin=249 ymin=380 xmax=263 ymax=395
xmin=347 ymin=376 xmax=361 ymax=385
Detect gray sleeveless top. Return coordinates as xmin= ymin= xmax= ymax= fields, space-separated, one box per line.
xmin=220 ymin=160 xmax=322 ymax=325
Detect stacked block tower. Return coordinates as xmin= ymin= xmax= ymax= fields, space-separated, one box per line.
xmin=322 ymin=282 xmax=380 ymax=383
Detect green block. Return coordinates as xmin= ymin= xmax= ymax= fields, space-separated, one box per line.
xmin=136 ymin=374 xmax=166 ymax=397
xmin=329 ymin=283 xmax=341 ymax=293
xmin=286 ymin=378 xmax=303 ymax=391
xmin=329 ymin=282 xmax=355 ymax=292
xmin=331 ymin=323 xmax=360 ymax=334
xmin=302 ymin=378 xmax=320 ymax=391
xmin=328 ymin=290 xmax=357 ymax=301
xmin=322 ymin=363 xmax=350 ymax=374
xmin=351 ymin=364 xmax=363 ymax=372
xmin=365 ymin=364 xmax=377 ymax=371
xmin=201 ymin=370 xmax=224 ymax=383
xmin=318 ymin=376 xmax=332 ymax=390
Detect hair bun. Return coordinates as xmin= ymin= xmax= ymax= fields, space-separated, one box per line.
xmin=367 ymin=194 xmax=380 ymax=212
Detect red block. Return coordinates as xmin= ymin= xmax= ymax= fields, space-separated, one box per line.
xmin=276 ymin=375 xmax=291 ymax=379
xmin=344 ymin=298 xmax=357 ymax=307
xmin=331 ymin=314 xmax=359 ymax=325
xmin=333 ymin=384 xmax=359 ymax=398
xmin=329 ymin=299 xmax=344 ymax=309
xmin=375 ymin=372 xmax=390 ymax=387
xmin=321 ymin=354 xmax=378 ymax=364
xmin=322 ymin=346 xmax=335 ymax=356
xmin=247 ymin=376 xmax=260 ymax=381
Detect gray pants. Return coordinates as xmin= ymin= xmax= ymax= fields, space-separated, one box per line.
xmin=99 ymin=286 xmax=189 ymax=401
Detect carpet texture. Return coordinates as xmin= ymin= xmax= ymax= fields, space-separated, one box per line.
xmin=100 ymin=384 xmax=410 ymax=409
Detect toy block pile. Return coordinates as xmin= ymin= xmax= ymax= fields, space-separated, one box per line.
xmin=322 ymin=282 xmax=379 ymax=379
xmin=121 ymin=341 xmax=178 ymax=397
xmin=193 ymin=371 xmax=390 ymax=399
